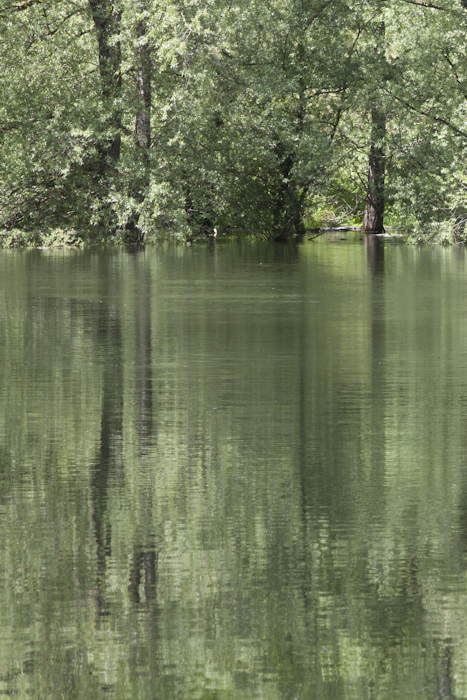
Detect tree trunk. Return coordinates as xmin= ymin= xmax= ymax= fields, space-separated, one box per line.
xmin=363 ymin=104 xmax=386 ymax=233
xmin=272 ymin=45 xmax=307 ymax=241
xmin=125 ymin=6 xmax=152 ymax=242
xmin=363 ymin=19 xmax=386 ymax=234
xmin=88 ymin=0 xmax=122 ymax=163
xmin=273 ymin=145 xmax=306 ymax=240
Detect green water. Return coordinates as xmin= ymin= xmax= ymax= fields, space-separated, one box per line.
xmin=0 ymin=235 xmax=466 ymax=699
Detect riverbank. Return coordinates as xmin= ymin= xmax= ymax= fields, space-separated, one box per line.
xmin=0 ymin=225 xmax=459 ymax=248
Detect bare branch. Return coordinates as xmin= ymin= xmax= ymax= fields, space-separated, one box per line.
xmin=397 ymin=0 xmax=449 ymax=11
xmin=39 ymin=8 xmax=81 ymax=39
xmin=441 ymin=50 xmax=467 ymax=98
xmin=0 ymin=0 xmax=74 ymax=15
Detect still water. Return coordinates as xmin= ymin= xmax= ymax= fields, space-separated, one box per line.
xmin=0 ymin=235 xmax=466 ymax=698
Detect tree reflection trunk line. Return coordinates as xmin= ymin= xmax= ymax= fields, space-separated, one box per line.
xmin=437 ymin=640 xmax=456 ymax=700
xmin=128 ymin=544 xmax=158 ymax=607
xmin=91 ymin=304 xmax=123 ymax=620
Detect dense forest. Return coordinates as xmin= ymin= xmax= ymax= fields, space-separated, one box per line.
xmin=1 ymin=0 xmax=467 ymax=244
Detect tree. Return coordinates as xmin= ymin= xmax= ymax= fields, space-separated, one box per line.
xmin=88 ymin=0 xmax=122 ymax=164
xmin=2 ymin=0 xmax=467 ymax=242
xmin=362 ymin=18 xmax=386 ymax=233
xmin=0 ymin=0 xmax=103 ymax=232
xmin=162 ymin=0 xmax=366 ymax=239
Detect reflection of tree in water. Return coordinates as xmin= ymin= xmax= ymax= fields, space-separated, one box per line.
xmin=364 ymin=233 xmax=384 ymax=277
xmin=132 ymin=250 xmax=154 ymax=454
xmin=12 ymin=244 xmax=467 ymax=700
xmin=92 ymin=301 xmax=123 ymax=620
xmin=90 ymin=272 xmax=160 ymax=697
xmin=458 ymin=484 xmax=467 ymax=558
xmin=364 ymin=238 xmax=457 ymax=700
xmin=292 ymin=237 xmax=437 ymax=695
xmin=127 ymin=251 xmax=158 ymax=609
xmin=128 ymin=545 xmax=158 ymax=607
xmin=437 ymin=640 xmax=455 ymax=700
xmin=91 ymin=253 xmax=159 ymax=622
xmin=368 ymin=233 xmax=386 ymax=520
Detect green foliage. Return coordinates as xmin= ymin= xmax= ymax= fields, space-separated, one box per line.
xmin=1 ymin=0 xmax=467 ymax=241
xmin=0 ymin=228 xmax=84 ymax=248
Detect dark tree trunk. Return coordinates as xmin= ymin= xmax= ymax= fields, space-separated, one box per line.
xmin=88 ymin=0 xmax=122 ymax=164
xmin=125 ymin=6 xmax=152 ymax=242
xmin=273 ymin=145 xmax=306 ymax=240
xmin=272 ymin=65 xmax=307 ymax=240
xmin=363 ymin=104 xmax=386 ymax=233
xmin=437 ymin=640 xmax=455 ymax=700
xmin=183 ymin=175 xmax=215 ymax=236
xmin=91 ymin=299 xmax=123 ymax=619
xmin=363 ymin=19 xmax=386 ymax=234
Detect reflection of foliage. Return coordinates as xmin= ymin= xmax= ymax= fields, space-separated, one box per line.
xmin=0 ymin=242 xmax=466 ymax=697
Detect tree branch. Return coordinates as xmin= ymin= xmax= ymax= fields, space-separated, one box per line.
xmin=0 ymin=0 xmax=40 ymax=14
xmin=397 ymin=0 xmax=449 ymax=11
xmin=386 ymin=87 xmax=467 ymax=139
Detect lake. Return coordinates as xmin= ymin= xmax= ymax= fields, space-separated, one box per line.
xmin=0 ymin=234 xmax=466 ymax=699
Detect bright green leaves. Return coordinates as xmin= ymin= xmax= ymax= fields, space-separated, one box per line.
xmin=2 ymin=0 xmax=467 ymax=240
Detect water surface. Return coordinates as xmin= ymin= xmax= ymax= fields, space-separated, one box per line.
xmin=0 ymin=235 xmax=466 ymax=699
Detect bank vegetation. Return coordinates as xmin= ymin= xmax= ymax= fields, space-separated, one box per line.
xmin=1 ymin=0 xmax=466 ymax=244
